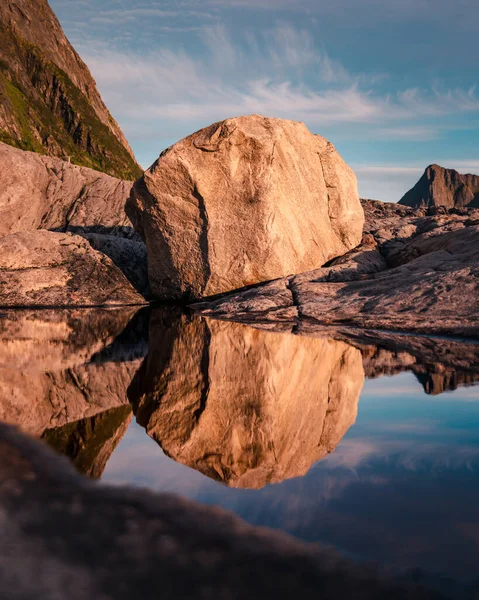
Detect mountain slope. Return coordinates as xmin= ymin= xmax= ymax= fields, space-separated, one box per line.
xmin=0 ymin=0 xmax=142 ymax=180
xmin=399 ymin=164 xmax=479 ymax=209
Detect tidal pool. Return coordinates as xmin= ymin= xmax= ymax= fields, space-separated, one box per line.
xmin=1 ymin=306 xmax=478 ymax=584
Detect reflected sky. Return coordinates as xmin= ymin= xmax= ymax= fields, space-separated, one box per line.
xmin=103 ymin=372 xmax=479 ymax=581
xmin=1 ymin=307 xmax=479 ymax=583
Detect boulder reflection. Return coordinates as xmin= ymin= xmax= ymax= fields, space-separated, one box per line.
xmin=129 ymin=312 xmax=365 ymax=489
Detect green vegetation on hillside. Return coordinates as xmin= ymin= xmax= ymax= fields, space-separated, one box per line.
xmin=0 ymin=24 xmax=142 ymax=180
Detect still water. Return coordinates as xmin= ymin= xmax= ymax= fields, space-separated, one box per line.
xmin=1 ymin=307 xmax=478 ymax=583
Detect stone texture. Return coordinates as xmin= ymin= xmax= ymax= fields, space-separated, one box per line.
xmin=82 ymin=233 xmax=150 ymax=298
xmin=0 ymin=230 xmax=145 ymax=307
xmin=399 ymin=164 xmax=479 ymax=209
xmin=0 ymin=307 xmax=140 ymax=371
xmin=194 ymin=201 xmax=479 ymax=337
xmin=127 ymin=115 xmax=364 ymax=300
xmin=0 ymin=422 xmax=446 ymax=600
xmin=0 ymin=0 xmax=141 ymax=179
xmin=0 ymin=142 xmax=134 ymax=236
xmin=130 ymin=313 xmax=363 ymax=488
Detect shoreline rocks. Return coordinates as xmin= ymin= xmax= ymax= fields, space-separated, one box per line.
xmin=0 ymin=230 xmax=146 ymax=307
xmin=127 ymin=115 xmax=364 ymax=301
xmin=193 ymin=201 xmax=479 ymax=338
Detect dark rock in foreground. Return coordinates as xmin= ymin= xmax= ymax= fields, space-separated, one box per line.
xmin=0 ymin=422 xmax=447 ymax=600
xmin=0 ymin=230 xmax=146 ymax=307
xmin=194 ymin=201 xmax=479 ymax=338
xmin=399 ymin=164 xmax=479 ymax=209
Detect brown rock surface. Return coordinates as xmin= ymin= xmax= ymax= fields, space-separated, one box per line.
xmin=0 ymin=230 xmax=145 ymax=307
xmin=127 ymin=115 xmax=364 ymax=300
xmin=194 ymin=200 xmax=479 ymax=337
xmin=0 ymin=307 xmax=139 ymax=371
xmin=42 ymin=405 xmax=133 ymax=479
xmin=130 ymin=313 xmax=364 ymax=488
xmin=0 ymin=142 xmax=134 ymax=236
xmin=0 ymin=308 xmax=144 ymax=475
xmin=399 ymin=164 xmax=479 ymax=209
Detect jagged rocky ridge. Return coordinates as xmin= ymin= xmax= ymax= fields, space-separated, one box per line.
xmin=0 ymin=0 xmax=141 ymax=179
xmin=399 ymin=164 xmax=479 ymax=209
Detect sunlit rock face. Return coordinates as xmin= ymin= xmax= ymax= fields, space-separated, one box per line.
xmin=127 ymin=115 xmax=364 ymax=300
xmin=130 ymin=313 xmax=364 ymax=489
xmin=0 ymin=308 xmax=144 ymax=474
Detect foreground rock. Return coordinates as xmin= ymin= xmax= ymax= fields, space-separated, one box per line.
xmin=0 ymin=422 xmax=446 ymax=600
xmin=194 ymin=201 xmax=479 ymax=337
xmin=399 ymin=164 xmax=479 ymax=209
xmin=0 ymin=142 xmax=135 ymax=236
xmin=0 ymin=230 xmax=145 ymax=307
xmin=127 ymin=115 xmax=364 ymax=300
xmin=130 ymin=312 xmax=363 ymax=488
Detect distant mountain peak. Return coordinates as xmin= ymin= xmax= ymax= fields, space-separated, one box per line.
xmin=399 ymin=163 xmax=479 ymax=209
xmin=0 ymin=0 xmax=142 ymax=180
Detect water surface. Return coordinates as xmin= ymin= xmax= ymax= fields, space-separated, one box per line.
xmin=1 ymin=306 xmax=478 ymax=583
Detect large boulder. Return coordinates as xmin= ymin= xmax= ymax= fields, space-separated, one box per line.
xmin=127 ymin=115 xmax=364 ymax=300
xmin=0 ymin=230 xmax=145 ymax=307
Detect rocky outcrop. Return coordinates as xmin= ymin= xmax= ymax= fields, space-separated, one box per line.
xmin=0 ymin=422 xmax=445 ymax=600
xmin=129 ymin=312 xmax=364 ymax=488
xmin=0 ymin=0 xmax=141 ymax=179
xmin=0 ymin=230 xmax=145 ymax=307
xmin=399 ymin=164 xmax=479 ymax=209
xmin=0 ymin=142 xmax=135 ymax=236
xmin=0 ymin=142 xmax=149 ymax=297
xmin=127 ymin=115 xmax=364 ymax=301
xmin=194 ymin=201 xmax=479 ymax=337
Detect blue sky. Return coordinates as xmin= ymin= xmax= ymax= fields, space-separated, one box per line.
xmin=50 ymin=0 xmax=479 ymax=201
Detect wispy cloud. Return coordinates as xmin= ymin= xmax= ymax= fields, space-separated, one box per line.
xmin=81 ymin=23 xmax=479 ymax=138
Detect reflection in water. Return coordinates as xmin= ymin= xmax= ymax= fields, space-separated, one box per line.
xmin=129 ymin=312 xmax=364 ymax=489
xmin=0 ymin=306 xmax=479 ymax=580
xmin=42 ymin=405 xmax=132 ymax=479
xmin=0 ymin=308 xmax=148 ymax=475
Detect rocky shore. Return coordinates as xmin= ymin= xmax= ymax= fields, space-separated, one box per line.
xmin=193 ymin=199 xmax=479 ymax=338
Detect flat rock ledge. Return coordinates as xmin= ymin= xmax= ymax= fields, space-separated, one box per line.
xmin=0 ymin=230 xmax=146 ymax=307
xmin=0 ymin=422 xmax=448 ymax=600
xmin=193 ymin=201 xmax=479 ymax=338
